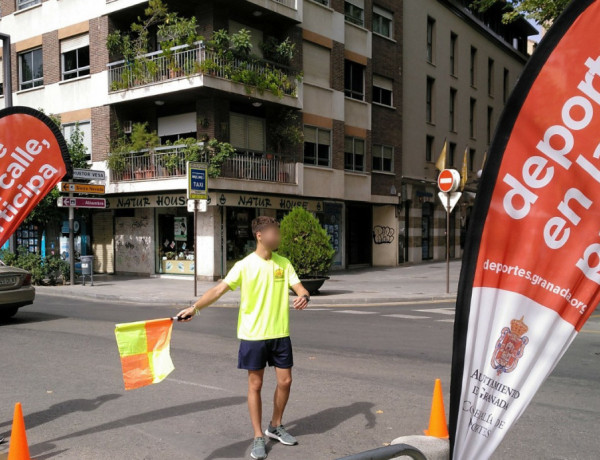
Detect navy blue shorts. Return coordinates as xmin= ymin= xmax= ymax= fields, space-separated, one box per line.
xmin=238 ymin=337 xmax=294 ymax=370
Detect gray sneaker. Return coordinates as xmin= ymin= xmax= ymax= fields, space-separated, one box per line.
xmin=265 ymin=423 xmax=298 ymax=446
xmin=250 ymin=436 xmax=267 ymax=459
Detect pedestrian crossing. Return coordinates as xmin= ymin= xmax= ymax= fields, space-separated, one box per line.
xmin=307 ymin=306 xmax=455 ymax=323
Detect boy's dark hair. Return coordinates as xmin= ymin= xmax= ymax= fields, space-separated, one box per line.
xmin=252 ymin=216 xmax=279 ymax=240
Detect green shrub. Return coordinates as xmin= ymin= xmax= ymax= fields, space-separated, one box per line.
xmin=278 ymin=207 xmax=334 ymax=278
xmin=0 ymin=247 xmax=71 ymax=286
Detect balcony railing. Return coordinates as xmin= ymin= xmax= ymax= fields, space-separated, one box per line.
xmin=110 ymin=145 xmax=296 ymax=184
xmin=270 ymin=0 xmax=297 ymax=9
xmin=107 ymin=42 xmax=299 ymax=97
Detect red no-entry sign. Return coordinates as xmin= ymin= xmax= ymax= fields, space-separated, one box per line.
xmin=438 ymin=169 xmax=460 ymax=193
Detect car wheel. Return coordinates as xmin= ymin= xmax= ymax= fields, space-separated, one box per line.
xmin=0 ymin=307 xmax=19 ymax=319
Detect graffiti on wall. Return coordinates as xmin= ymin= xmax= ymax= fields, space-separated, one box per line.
xmin=373 ymin=225 xmax=395 ymax=245
xmin=115 ymin=215 xmax=151 ymax=273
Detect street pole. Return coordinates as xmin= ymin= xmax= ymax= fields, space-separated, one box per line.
xmin=194 ymin=202 xmax=198 ymax=297
xmin=0 ymin=33 xmax=13 ymax=108
xmin=446 ymin=193 xmax=450 ymax=294
xmin=69 ymin=189 xmax=75 ymax=285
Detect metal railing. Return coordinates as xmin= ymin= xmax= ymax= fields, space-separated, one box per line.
xmin=111 ymin=146 xmax=296 ymax=184
xmin=335 ymin=443 xmax=427 ymax=460
xmin=107 ymin=42 xmax=298 ymax=96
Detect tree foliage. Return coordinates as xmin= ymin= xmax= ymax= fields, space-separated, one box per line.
xmin=472 ymin=0 xmax=571 ymax=25
xmin=277 ymin=207 xmax=334 ymax=278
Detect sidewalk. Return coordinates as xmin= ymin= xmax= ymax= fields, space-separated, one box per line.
xmin=35 ymin=261 xmax=461 ymax=307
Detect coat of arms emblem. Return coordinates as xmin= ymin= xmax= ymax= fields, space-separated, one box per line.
xmin=491 ymin=316 xmax=529 ymax=376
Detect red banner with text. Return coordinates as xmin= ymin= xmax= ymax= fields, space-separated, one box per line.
xmin=0 ymin=107 xmax=71 ymax=248
xmin=450 ymin=1 xmax=600 ymax=458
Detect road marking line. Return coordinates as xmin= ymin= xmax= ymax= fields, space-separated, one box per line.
xmin=414 ymin=307 xmax=455 ymax=315
xmin=382 ymin=314 xmax=431 ymax=319
xmin=167 ymin=378 xmax=230 ymax=392
xmin=590 ymin=314 xmax=600 ymax=318
xmin=437 ymin=319 xmax=455 ymax=323
xmin=580 ymin=330 xmax=600 ymax=334
xmin=333 ymin=310 xmax=379 ymax=315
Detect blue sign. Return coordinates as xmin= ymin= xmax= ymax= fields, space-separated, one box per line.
xmin=187 ymin=162 xmax=208 ymax=200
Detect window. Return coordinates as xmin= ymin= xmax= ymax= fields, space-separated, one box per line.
xmin=0 ymin=59 xmax=3 ymax=96
xmin=373 ymin=6 xmax=393 ymax=39
xmin=470 ymin=46 xmax=477 ymax=87
xmin=426 ymin=135 xmax=434 ymax=162
xmin=304 ymin=126 xmax=331 ymax=167
xmin=373 ymin=75 xmax=393 ymax=106
xmin=303 ymin=42 xmax=330 ymax=87
xmin=488 ymin=58 xmax=494 ymax=96
xmin=311 ymin=0 xmax=330 ymax=5
xmin=344 ymin=136 xmax=365 ymax=171
xmin=487 ymin=106 xmax=493 ymax=144
xmin=18 ymin=48 xmax=43 ymax=90
xmin=449 ymin=142 xmax=456 ymax=167
xmin=469 ymin=148 xmax=476 ymax=171
xmin=62 ymin=121 xmax=92 ymax=163
xmin=503 ymin=68 xmax=510 ymax=103
xmin=426 ymin=77 xmax=435 ymax=123
xmin=17 ymin=0 xmax=40 ymax=10
xmin=426 ymin=17 xmax=435 ymax=63
xmin=229 ymin=112 xmax=266 ymax=152
xmin=449 ymin=88 xmax=457 ymax=132
xmin=450 ymin=32 xmax=457 ymax=76
xmin=373 ymin=144 xmax=393 ymax=172
xmin=344 ymin=60 xmax=365 ymax=100
xmin=469 ymin=98 xmax=476 ymax=139
xmin=61 ymin=34 xmax=90 ymax=80
xmin=345 ymin=0 xmax=364 ymax=27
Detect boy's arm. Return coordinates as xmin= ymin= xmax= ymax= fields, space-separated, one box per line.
xmin=176 ymin=281 xmax=231 ymax=321
xmin=291 ymin=282 xmax=310 ymax=310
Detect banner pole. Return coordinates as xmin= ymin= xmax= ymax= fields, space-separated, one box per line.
xmin=446 ymin=193 xmax=450 ymax=294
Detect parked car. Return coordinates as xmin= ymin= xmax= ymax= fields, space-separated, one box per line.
xmin=0 ymin=260 xmax=35 ymax=318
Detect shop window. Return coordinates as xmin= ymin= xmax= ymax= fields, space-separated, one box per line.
xmin=226 ymin=207 xmax=257 ymax=270
xmin=157 ymin=209 xmax=195 ymax=275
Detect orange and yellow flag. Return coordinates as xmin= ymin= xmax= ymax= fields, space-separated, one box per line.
xmin=114 ymin=318 xmax=175 ymax=390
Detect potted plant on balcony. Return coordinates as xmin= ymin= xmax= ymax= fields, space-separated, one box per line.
xmin=204 ymin=139 xmax=236 ymax=178
xmin=129 ymin=122 xmax=159 ymax=178
xmin=278 ymin=207 xmax=335 ymax=295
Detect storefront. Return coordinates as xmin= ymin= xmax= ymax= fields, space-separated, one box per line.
xmin=101 ymin=191 xmax=344 ymax=278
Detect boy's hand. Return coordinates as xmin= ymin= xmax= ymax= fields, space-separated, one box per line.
xmin=176 ymin=306 xmax=196 ymax=322
xmin=293 ymin=296 xmax=308 ymax=310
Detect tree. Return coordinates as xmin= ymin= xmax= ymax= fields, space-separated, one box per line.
xmin=23 ymin=114 xmax=90 ymax=236
xmin=472 ymin=0 xmax=571 ymax=25
xmin=278 ymin=207 xmax=334 ymax=278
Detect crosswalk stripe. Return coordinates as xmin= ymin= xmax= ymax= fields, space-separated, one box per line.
xmin=333 ymin=310 xmax=379 ymax=315
xmin=382 ymin=314 xmax=431 ymax=319
xmin=437 ymin=319 xmax=455 ymax=323
xmin=414 ymin=307 xmax=455 ymax=315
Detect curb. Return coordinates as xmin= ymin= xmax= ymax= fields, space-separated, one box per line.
xmin=390 ymin=435 xmax=449 ymax=460
xmin=35 ymin=287 xmax=457 ymax=307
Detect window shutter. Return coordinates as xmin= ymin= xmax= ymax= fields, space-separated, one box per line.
xmin=318 ymin=128 xmax=331 ymax=146
xmin=303 ymin=42 xmax=330 ymax=87
xmin=229 ymin=113 xmax=247 ymax=149
xmin=373 ymin=74 xmax=393 ymax=91
xmin=247 ymin=117 xmax=265 ymax=152
xmin=61 ymin=34 xmax=89 ymax=54
xmin=304 ymin=126 xmax=317 ymax=144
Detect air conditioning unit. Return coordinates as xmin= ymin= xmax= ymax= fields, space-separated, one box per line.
xmin=123 ymin=120 xmax=133 ymax=134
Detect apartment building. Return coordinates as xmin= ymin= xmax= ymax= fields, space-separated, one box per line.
xmin=400 ymin=0 xmax=536 ymax=263
xmin=0 ymin=0 xmax=402 ymax=278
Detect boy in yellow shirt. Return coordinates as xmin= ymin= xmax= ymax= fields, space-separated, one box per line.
xmin=177 ymin=216 xmax=310 ymax=459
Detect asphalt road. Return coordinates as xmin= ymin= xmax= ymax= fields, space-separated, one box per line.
xmin=0 ymin=294 xmax=599 ymax=459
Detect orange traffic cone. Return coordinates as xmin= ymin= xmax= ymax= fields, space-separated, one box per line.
xmin=424 ymin=378 xmax=449 ymax=438
xmin=7 ymin=403 xmax=31 ymax=460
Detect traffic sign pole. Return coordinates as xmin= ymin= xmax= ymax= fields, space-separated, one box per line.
xmin=194 ymin=202 xmax=198 ymax=297
xmin=437 ymin=169 xmax=461 ymax=294
xmin=69 ymin=187 xmax=75 ymax=285
xmin=446 ymin=193 xmax=450 ymax=294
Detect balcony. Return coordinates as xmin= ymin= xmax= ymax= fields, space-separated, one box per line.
xmin=244 ymin=0 xmax=301 ymax=22
xmin=110 ymin=144 xmax=296 ymax=185
xmin=107 ymin=42 xmax=301 ymax=107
